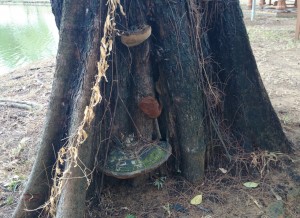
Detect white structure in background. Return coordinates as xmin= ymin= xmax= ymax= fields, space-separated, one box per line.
xmin=251 ymin=0 xmax=257 ymax=21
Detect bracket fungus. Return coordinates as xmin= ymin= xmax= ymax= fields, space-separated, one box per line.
xmin=101 ymin=141 xmax=172 ymax=179
xmin=138 ymin=96 xmax=162 ymax=119
xmin=121 ymin=24 xmax=152 ymax=47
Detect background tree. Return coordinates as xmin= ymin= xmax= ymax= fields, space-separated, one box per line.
xmin=13 ymin=0 xmax=291 ymax=217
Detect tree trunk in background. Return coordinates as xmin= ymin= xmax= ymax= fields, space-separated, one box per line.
xmin=13 ymin=0 xmax=292 ymax=217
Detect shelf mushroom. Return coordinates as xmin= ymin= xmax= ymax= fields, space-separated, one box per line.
xmin=138 ymin=96 xmax=162 ymax=119
xmin=101 ymin=141 xmax=172 ymax=179
xmin=100 ymin=96 xmax=171 ymax=179
xmin=121 ymin=25 xmax=152 ymax=47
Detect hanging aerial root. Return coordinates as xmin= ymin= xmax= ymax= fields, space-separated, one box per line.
xmin=40 ymin=1 xmax=126 ymax=217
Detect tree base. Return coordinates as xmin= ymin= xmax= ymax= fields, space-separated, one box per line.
xmin=259 ymin=0 xmax=266 ymax=8
xmin=276 ymin=0 xmax=287 ymax=9
xmin=247 ymin=0 xmax=253 ymax=9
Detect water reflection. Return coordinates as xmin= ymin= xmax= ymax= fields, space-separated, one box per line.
xmin=0 ymin=5 xmax=58 ymax=74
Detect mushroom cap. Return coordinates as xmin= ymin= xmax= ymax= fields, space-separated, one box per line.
xmin=121 ymin=25 xmax=152 ymax=47
xmin=138 ymin=96 xmax=162 ymax=119
xmin=101 ymin=141 xmax=172 ymax=179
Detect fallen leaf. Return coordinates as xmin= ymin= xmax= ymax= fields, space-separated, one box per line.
xmin=243 ymin=182 xmax=259 ymax=188
xmin=190 ymin=194 xmax=203 ymax=205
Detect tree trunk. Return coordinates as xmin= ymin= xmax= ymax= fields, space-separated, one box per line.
xmin=151 ymin=0 xmax=206 ymax=182
xmin=13 ymin=0 xmax=104 ymax=217
xmin=206 ymin=1 xmax=291 ymax=152
xmin=13 ymin=0 xmax=291 ymax=217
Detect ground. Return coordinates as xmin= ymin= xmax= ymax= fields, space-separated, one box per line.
xmin=0 ymin=2 xmax=300 ymax=218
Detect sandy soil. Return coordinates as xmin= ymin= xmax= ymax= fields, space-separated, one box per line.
xmin=0 ymin=2 xmax=300 ymax=218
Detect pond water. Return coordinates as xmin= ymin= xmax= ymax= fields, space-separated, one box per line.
xmin=0 ymin=4 xmax=58 ymax=74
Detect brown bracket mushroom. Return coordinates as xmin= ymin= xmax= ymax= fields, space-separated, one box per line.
xmin=121 ymin=25 xmax=152 ymax=47
xmin=138 ymin=96 xmax=162 ymax=119
xmin=138 ymin=96 xmax=162 ymax=140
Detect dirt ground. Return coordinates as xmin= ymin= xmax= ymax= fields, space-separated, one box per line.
xmin=1 ymin=2 xmax=300 ymax=218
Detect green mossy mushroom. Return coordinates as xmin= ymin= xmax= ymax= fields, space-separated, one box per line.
xmin=101 ymin=141 xmax=171 ymax=179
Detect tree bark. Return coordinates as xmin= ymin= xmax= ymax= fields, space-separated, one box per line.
xmin=151 ymin=0 xmax=206 ymax=182
xmin=13 ymin=0 xmax=103 ymax=217
xmin=207 ymin=0 xmax=291 ymax=152
xmin=55 ymin=1 xmax=103 ymax=216
xmin=50 ymin=0 xmax=63 ymax=29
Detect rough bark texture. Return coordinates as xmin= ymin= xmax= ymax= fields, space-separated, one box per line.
xmin=151 ymin=0 xmax=206 ymax=182
xmin=13 ymin=0 xmax=104 ymax=217
xmin=13 ymin=0 xmax=292 ymax=217
xmin=207 ymin=0 xmax=292 ymax=152
xmin=55 ymin=0 xmax=103 ymax=217
xmin=50 ymin=0 xmax=63 ymax=29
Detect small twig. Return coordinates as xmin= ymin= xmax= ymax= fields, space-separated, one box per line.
xmin=242 ymin=190 xmax=263 ymax=209
xmin=270 ymin=188 xmax=282 ymax=201
xmin=196 ymin=205 xmax=213 ymax=213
